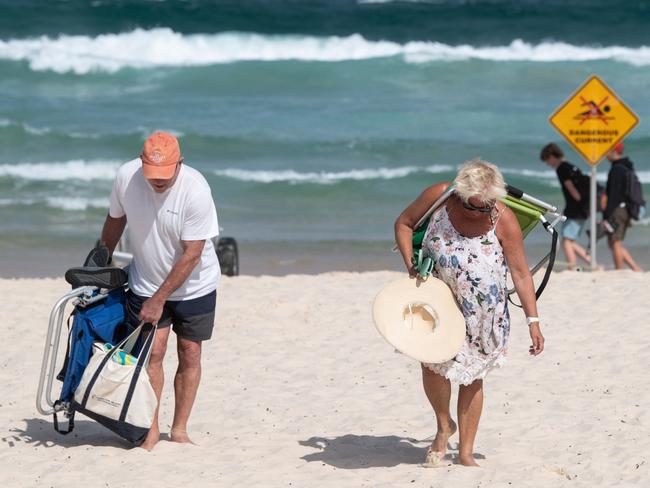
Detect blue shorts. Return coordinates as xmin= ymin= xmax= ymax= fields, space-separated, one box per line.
xmin=561 ymin=218 xmax=586 ymax=241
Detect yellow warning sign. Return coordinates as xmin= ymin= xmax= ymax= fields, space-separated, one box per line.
xmin=549 ymin=75 xmax=639 ymax=165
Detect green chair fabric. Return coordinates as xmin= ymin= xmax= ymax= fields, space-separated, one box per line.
xmin=412 ymin=195 xmax=546 ymax=251
xmin=408 ymin=187 xmax=559 ymax=301
xmin=502 ymin=196 xmax=546 ymax=238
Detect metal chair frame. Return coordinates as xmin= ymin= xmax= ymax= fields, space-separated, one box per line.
xmin=35 ymin=286 xmax=112 ymax=416
xmin=397 ymin=184 xmax=566 ymax=301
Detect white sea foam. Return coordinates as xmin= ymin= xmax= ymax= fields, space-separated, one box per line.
xmin=500 ymin=167 xmax=621 ymax=186
xmin=212 ymin=165 xmax=453 ymax=184
xmin=0 ymin=198 xmax=20 ymax=206
xmin=2 ymin=160 xmax=647 ymax=186
xmin=2 ymin=29 xmax=650 ymax=74
xmin=500 ymin=168 xmax=557 ymax=180
xmin=0 ymin=118 xmax=132 ymax=139
xmin=212 ymin=165 xmax=650 ymax=185
xmin=45 ymin=197 xmax=109 ymax=211
xmin=0 ymin=160 xmax=120 ymax=181
xmin=402 ymin=39 xmax=650 ymax=64
xmin=0 ymin=196 xmax=108 ymax=210
xmin=23 ymin=123 xmax=51 ymax=136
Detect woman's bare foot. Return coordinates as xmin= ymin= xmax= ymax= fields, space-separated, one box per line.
xmin=431 ymin=419 xmax=457 ymax=455
xmin=422 ymin=419 xmax=457 ymax=467
xmin=422 ymin=449 xmax=445 ymax=468
xmin=458 ymin=453 xmax=480 ymax=467
xmin=170 ymin=428 xmax=196 ymax=445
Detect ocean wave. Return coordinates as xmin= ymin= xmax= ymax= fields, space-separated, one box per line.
xmin=3 ymin=28 xmax=650 ymax=74
xmin=23 ymin=123 xmax=51 ymax=136
xmin=403 ymin=39 xmax=650 ymax=65
xmin=46 ymin=197 xmax=109 ymax=211
xmin=0 ymin=118 xmax=183 ymax=141
xmin=212 ymin=165 xmax=650 ymax=185
xmin=0 ymin=196 xmax=108 ymax=210
xmin=500 ymin=168 xmax=558 ymax=180
xmin=509 ymin=169 xmax=650 ymax=185
xmin=0 ymin=160 xmax=120 ymax=181
xmin=213 ymin=165 xmax=453 ymax=184
xmin=0 ymin=118 xmax=103 ymax=139
xmin=2 ymin=160 xmax=647 ymax=186
xmin=499 ymin=167 xmax=613 ymax=186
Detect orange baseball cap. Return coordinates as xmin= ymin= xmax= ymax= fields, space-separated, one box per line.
xmin=141 ymin=131 xmax=181 ymax=179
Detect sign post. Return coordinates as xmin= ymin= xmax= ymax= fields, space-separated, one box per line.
xmin=549 ymin=75 xmax=639 ymax=270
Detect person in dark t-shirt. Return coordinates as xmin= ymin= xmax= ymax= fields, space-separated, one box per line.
xmin=540 ymin=143 xmax=592 ymax=270
xmin=604 ymin=142 xmax=642 ymax=271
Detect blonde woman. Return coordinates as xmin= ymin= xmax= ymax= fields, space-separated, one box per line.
xmin=394 ymin=159 xmax=545 ymax=467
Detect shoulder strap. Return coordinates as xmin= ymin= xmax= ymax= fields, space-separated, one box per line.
xmin=492 ymin=201 xmax=507 ymax=229
xmin=119 ymin=324 xmax=157 ymax=421
xmin=79 ymin=322 xmax=144 ymax=408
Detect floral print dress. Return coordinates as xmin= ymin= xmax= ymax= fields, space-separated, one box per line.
xmin=421 ymin=206 xmax=510 ymax=385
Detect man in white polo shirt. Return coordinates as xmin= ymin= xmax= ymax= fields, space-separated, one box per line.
xmin=100 ymin=131 xmax=220 ymax=450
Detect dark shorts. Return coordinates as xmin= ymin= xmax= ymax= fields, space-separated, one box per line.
xmin=608 ymin=206 xmax=631 ymax=242
xmin=126 ymin=289 xmax=217 ymax=342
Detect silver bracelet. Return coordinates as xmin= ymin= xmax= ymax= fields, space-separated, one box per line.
xmin=526 ymin=316 xmax=540 ymax=326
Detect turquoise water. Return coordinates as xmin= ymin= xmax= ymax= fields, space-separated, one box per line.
xmin=1 ymin=1 xmax=649 ymax=275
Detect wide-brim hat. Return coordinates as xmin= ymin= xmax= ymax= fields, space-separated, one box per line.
xmin=372 ymin=276 xmax=465 ymax=363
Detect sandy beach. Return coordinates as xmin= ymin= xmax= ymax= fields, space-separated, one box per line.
xmin=0 ymin=270 xmax=648 ymax=487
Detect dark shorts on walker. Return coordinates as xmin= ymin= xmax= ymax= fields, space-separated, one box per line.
xmin=126 ymin=289 xmax=216 ymax=342
xmin=608 ymin=206 xmax=631 ymax=242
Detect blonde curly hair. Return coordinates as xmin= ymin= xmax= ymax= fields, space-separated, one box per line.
xmin=453 ymin=158 xmax=506 ymax=204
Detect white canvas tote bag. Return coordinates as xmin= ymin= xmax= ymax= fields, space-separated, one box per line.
xmin=73 ymin=322 xmax=157 ymax=444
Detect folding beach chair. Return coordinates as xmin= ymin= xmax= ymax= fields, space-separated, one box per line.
xmin=408 ymin=184 xmax=565 ymax=304
xmin=36 ymin=255 xmax=130 ymax=434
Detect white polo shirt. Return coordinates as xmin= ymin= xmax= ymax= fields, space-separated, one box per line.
xmin=109 ymin=158 xmax=220 ymax=300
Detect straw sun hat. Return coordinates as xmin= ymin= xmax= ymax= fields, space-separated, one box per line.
xmin=372 ymin=277 xmax=465 ymax=363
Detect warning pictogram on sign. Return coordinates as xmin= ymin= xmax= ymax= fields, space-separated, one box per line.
xmin=549 ymin=76 xmax=639 ymax=165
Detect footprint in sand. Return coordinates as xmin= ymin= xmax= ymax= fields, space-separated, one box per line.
xmin=543 ymin=463 xmax=576 ymax=480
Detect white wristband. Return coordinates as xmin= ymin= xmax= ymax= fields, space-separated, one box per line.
xmin=526 ymin=316 xmax=540 ymax=326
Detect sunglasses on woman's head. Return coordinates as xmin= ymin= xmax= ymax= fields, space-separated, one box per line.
xmin=462 ymin=200 xmax=494 ymax=213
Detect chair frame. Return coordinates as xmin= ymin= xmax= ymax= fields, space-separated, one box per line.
xmin=36 ymin=286 xmax=113 ymax=416
xmin=401 ymin=184 xmax=565 ymax=302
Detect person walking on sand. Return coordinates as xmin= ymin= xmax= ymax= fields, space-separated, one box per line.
xmin=540 ymin=143 xmax=594 ymax=270
xmin=394 ymin=159 xmax=544 ymax=467
xmin=100 ymin=131 xmax=221 ymax=450
xmin=604 ymin=142 xmax=643 ymax=271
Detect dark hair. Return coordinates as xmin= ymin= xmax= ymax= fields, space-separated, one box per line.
xmin=540 ymin=143 xmax=564 ymax=161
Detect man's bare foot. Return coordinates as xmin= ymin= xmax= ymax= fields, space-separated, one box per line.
xmin=139 ymin=428 xmax=160 ymax=451
xmin=430 ymin=419 xmax=457 ymax=455
xmin=458 ymin=453 xmax=480 ymax=467
xmin=170 ymin=428 xmax=196 ymax=445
